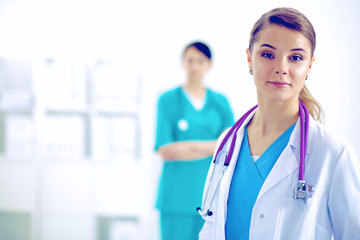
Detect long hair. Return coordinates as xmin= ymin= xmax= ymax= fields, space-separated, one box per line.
xmin=249 ymin=8 xmax=323 ymax=122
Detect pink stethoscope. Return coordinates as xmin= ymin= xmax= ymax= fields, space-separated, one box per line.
xmin=197 ymin=102 xmax=313 ymax=217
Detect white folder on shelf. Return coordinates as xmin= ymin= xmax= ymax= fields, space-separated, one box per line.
xmin=44 ymin=60 xmax=86 ymax=110
xmin=92 ymin=115 xmax=137 ymax=161
xmin=5 ymin=115 xmax=35 ymax=160
xmin=42 ymin=115 xmax=84 ymax=160
xmin=93 ymin=62 xmax=139 ymax=112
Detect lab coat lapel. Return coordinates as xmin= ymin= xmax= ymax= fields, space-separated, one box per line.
xmin=216 ymin=110 xmax=256 ymax=239
xmin=257 ymin=118 xmax=302 ymax=200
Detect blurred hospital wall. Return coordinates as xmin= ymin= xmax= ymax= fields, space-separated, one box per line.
xmin=0 ymin=0 xmax=359 ymax=239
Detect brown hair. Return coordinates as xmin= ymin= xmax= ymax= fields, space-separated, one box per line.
xmin=249 ymin=7 xmax=323 ymax=122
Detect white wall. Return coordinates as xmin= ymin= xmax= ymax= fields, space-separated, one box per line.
xmin=0 ymin=0 xmax=360 ymax=239
xmin=1 ymin=0 xmax=359 ymax=147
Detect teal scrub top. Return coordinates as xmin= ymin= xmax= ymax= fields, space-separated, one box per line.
xmin=155 ymin=87 xmax=234 ymax=214
xmin=225 ymin=123 xmax=295 ymax=239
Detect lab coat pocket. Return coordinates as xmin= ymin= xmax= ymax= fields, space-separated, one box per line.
xmin=314 ymin=223 xmax=332 ymax=240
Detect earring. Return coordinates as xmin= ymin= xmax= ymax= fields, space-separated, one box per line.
xmin=249 ymin=70 xmax=253 ymax=75
xmin=305 ymin=75 xmax=308 ymax=80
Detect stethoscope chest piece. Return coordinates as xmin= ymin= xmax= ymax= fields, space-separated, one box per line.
xmin=293 ymin=180 xmax=315 ymax=203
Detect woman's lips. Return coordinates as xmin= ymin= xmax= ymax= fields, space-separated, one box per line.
xmin=267 ymin=81 xmax=291 ymax=88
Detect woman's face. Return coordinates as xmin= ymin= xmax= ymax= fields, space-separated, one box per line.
xmin=182 ymin=46 xmax=212 ymax=82
xmin=247 ymin=24 xmax=315 ymax=104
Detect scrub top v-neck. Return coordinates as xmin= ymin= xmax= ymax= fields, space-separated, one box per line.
xmin=225 ymin=123 xmax=295 ymax=239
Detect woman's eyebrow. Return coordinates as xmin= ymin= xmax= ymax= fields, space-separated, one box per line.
xmin=260 ymin=44 xmax=307 ymax=53
xmin=260 ymin=44 xmax=276 ymax=50
xmin=290 ymin=48 xmax=306 ymax=53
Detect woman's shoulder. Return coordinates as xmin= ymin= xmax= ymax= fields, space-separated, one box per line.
xmin=158 ymin=87 xmax=182 ymax=101
xmin=309 ymin=119 xmax=355 ymax=156
xmin=207 ymin=88 xmax=230 ymax=103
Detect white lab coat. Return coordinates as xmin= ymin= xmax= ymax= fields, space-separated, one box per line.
xmin=199 ymin=109 xmax=360 ymax=240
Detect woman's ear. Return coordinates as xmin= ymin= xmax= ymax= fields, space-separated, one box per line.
xmin=309 ymin=55 xmax=315 ymax=70
xmin=246 ymin=48 xmax=253 ymax=70
xmin=307 ymin=55 xmax=316 ymax=75
xmin=208 ymin=60 xmax=213 ymax=70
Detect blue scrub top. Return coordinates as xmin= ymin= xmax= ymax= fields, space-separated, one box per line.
xmin=225 ymin=123 xmax=295 ymax=239
xmin=155 ymin=87 xmax=234 ymax=214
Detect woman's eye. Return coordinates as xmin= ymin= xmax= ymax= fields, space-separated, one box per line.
xmin=290 ymin=55 xmax=303 ymax=61
xmin=262 ymin=52 xmax=274 ymax=59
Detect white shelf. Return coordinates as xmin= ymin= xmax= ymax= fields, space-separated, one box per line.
xmin=0 ymin=156 xmax=35 ymax=164
xmin=0 ymin=106 xmax=33 ymax=113
xmin=0 ymin=56 xmax=143 ymax=240
xmin=45 ymin=107 xmax=139 ymax=116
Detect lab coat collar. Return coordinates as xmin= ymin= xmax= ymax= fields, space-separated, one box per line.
xmin=235 ymin=108 xmax=257 ymax=138
xmin=289 ymin=115 xmax=314 ymax=156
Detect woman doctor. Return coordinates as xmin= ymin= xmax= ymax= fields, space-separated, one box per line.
xmin=199 ymin=7 xmax=360 ymax=240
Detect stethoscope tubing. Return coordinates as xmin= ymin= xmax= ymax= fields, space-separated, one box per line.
xmin=299 ymin=101 xmax=309 ymax=181
xmin=198 ymin=165 xmax=227 ymax=217
xmin=213 ymin=105 xmax=258 ymax=166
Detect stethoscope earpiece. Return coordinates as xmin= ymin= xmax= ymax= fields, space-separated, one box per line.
xmin=196 ymin=207 xmax=213 ymax=217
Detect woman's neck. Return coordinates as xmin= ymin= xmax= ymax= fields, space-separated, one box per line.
xmin=183 ymin=80 xmax=206 ymax=100
xmin=249 ymin=99 xmax=299 ymax=137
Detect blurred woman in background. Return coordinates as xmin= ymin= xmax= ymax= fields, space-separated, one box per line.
xmin=155 ymin=41 xmax=234 ymax=240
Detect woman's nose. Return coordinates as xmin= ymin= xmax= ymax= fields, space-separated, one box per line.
xmin=275 ymin=59 xmax=288 ymax=75
xmin=276 ymin=70 xmax=287 ymax=75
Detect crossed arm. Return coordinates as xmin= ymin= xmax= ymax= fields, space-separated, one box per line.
xmin=157 ymin=140 xmax=217 ymax=161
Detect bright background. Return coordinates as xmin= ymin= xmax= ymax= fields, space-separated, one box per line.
xmin=0 ymin=0 xmax=359 ymax=239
